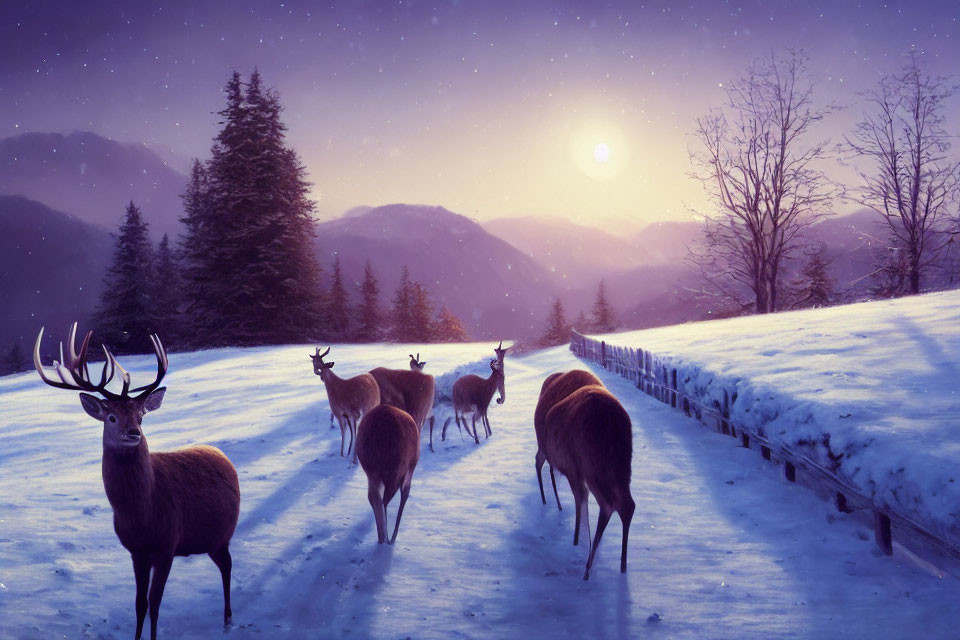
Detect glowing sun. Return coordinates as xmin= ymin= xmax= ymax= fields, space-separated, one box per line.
xmin=593 ymin=142 xmax=611 ymax=163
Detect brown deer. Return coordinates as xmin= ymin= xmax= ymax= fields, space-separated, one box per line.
xmin=534 ymin=369 xmax=604 ymax=511
xmin=355 ymin=405 xmax=421 ymax=544
xmin=310 ymin=347 xmax=381 ymax=464
xmin=33 ymin=323 xmax=240 ymax=640
xmin=544 ymin=385 xmax=635 ymax=580
xmin=444 ymin=358 xmax=505 ymax=445
xmin=369 ymin=354 xmax=436 ymax=451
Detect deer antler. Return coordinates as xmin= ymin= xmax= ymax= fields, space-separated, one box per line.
xmin=315 ymin=346 xmax=331 ymax=359
xmin=34 ymin=323 xmax=166 ymax=401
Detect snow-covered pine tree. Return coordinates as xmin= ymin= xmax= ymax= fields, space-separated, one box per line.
xmin=793 ymin=245 xmax=835 ymax=309
xmin=410 ymin=282 xmax=435 ymax=342
xmin=591 ymin=279 xmax=616 ymax=333
xmin=152 ymin=233 xmax=182 ymax=344
xmin=391 ymin=266 xmax=414 ymax=342
xmin=328 ymin=255 xmax=351 ymax=340
xmin=94 ymin=201 xmax=155 ymax=354
xmin=434 ymin=305 xmax=469 ymax=342
xmin=180 ymin=70 xmax=324 ymax=346
xmin=356 ymin=260 xmax=381 ymax=342
xmin=539 ymin=298 xmax=570 ymax=346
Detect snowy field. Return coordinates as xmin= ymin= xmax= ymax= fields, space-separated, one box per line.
xmin=1 ymin=339 xmax=960 ymax=639
xmin=595 ymin=290 xmax=960 ymax=545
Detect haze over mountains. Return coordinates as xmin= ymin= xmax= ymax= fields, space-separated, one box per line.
xmin=0 ymin=130 xmax=906 ymax=349
xmin=0 ymin=131 xmax=187 ymax=240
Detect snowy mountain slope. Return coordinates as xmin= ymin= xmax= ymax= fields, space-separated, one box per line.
xmin=1 ymin=341 xmax=958 ymax=639
xmin=595 ymin=289 xmax=960 ymax=545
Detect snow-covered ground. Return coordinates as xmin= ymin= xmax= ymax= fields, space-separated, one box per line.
xmin=1 ymin=339 xmax=959 ymax=639
xmin=595 ymin=290 xmax=960 ymax=546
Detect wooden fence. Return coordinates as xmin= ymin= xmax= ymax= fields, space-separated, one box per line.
xmin=569 ymin=330 xmax=960 ymax=574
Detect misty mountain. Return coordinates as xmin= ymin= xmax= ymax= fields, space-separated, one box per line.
xmin=0 ymin=131 xmax=186 ymax=240
xmin=482 ymin=216 xmax=648 ymax=286
xmin=314 ymin=204 xmax=558 ymax=339
xmin=0 ymin=195 xmax=112 ymax=352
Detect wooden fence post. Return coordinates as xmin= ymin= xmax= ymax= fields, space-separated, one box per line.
xmin=874 ymin=511 xmax=893 ymax=555
xmin=671 ymin=369 xmax=678 ymax=408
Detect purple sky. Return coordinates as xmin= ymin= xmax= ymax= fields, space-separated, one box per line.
xmin=3 ymin=0 xmax=959 ymax=229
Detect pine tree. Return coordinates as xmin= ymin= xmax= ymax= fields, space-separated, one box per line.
xmin=540 ymin=298 xmax=570 ymax=346
xmin=435 ymin=305 xmax=469 ymax=342
xmin=356 ymin=260 xmax=381 ymax=342
xmin=391 ymin=266 xmax=414 ymax=342
xmin=793 ymin=246 xmax=835 ymax=309
xmin=179 ymin=70 xmax=324 ymax=347
xmin=328 ymin=255 xmax=350 ymax=340
xmin=591 ymin=279 xmax=616 ymax=333
xmin=94 ymin=201 xmax=155 ymax=354
xmin=410 ymin=282 xmax=435 ymax=342
xmin=573 ymin=310 xmax=590 ymax=333
xmin=152 ymin=234 xmax=182 ymax=344
xmin=178 ymin=159 xmax=217 ymax=346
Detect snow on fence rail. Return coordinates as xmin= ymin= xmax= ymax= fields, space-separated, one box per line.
xmin=569 ymin=329 xmax=960 ymax=572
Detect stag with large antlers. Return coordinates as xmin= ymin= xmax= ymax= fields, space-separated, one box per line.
xmin=33 ymin=323 xmax=241 ymax=640
xmin=310 ymin=346 xmax=381 ymax=464
xmin=369 ymin=353 xmax=437 ymax=451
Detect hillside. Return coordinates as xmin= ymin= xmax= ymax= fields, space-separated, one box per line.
xmin=0 ymin=131 xmax=187 ymax=239
xmin=595 ymin=289 xmax=960 ymax=543
xmin=314 ymin=204 xmax=557 ymax=339
xmin=1 ymin=340 xmax=956 ymax=638
xmin=0 ymin=195 xmax=112 ymax=351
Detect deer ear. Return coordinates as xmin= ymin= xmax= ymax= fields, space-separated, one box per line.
xmin=79 ymin=393 xmax=106 ymax=420
xmin=327 ymin=362 xmax=335 ymax=368
xmin=143 ymin=387 xmax=166 ymax=413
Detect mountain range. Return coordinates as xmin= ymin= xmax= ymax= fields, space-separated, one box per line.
xmin=0 ymin=131 xmax=187 ymax=240
xmin=0 ymin=129 xmax=916 ymax=350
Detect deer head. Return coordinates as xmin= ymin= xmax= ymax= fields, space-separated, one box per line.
xmin=490 ymin=358 xmax=506 ymax=405
xmin=494 ymin=340 xmax=506 ymax=365
xmin=409 ymin=353 xmax=427 ymax=371
xmin=311 ymin=346 xmax=335 ymax=379
xmin=33 ymin=323 xmax=167 ymax=450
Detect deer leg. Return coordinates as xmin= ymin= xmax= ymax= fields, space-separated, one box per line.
xmin=549 ymin=464 xmax=563 ymax=511
xmin=132 ymin=553 xmax=150 ymax=640
xmin=329 ymin=412 xmax=335 ymax=430
xmin=348 ymin=415 xmax=359 ymax=464
xmin=471 ymin=414 xmax=480 ymax=445
xmin=483 ymin=412 xmax=491 ymax=437
xmin=570 ymin=477 xmax=583 ymax=546
xmin=367 ymin=479 xmax=387 ymax=544
xmin=536 ymin=450 xmax=547 ymax=504
xmin=441 ymin=416 xmax=450 ymax=441
xmin=337 ymin=415 xmax=347 ymax=457
xmin=429 ymin=416 xmax=435 ymax=453
xmin=390 ymin=473 xmax=413 ymax=544
xmin=584 ymin=504 xmax=613 ymax=581
xmin=147 ymin=555 xmax=174 ymax=640
xmin=209 ymin=545 xmax=233 ymax=626
xmin=619 ymin=497 xmax=636 ymax=574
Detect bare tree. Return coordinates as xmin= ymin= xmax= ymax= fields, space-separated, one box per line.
xmin=843 ymin=53 xmax=958 ymax=295
xmin=691 ymin=51 xmax=836 ymax=314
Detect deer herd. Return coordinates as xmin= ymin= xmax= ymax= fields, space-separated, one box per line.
xmin=32 ymin=325 xmax=636 ymax=639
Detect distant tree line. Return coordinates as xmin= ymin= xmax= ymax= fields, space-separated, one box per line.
xmin=87 ymin=70 xmax=468 ymax=354
xmin=538 ymin=279 xmax=616 ymax=347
